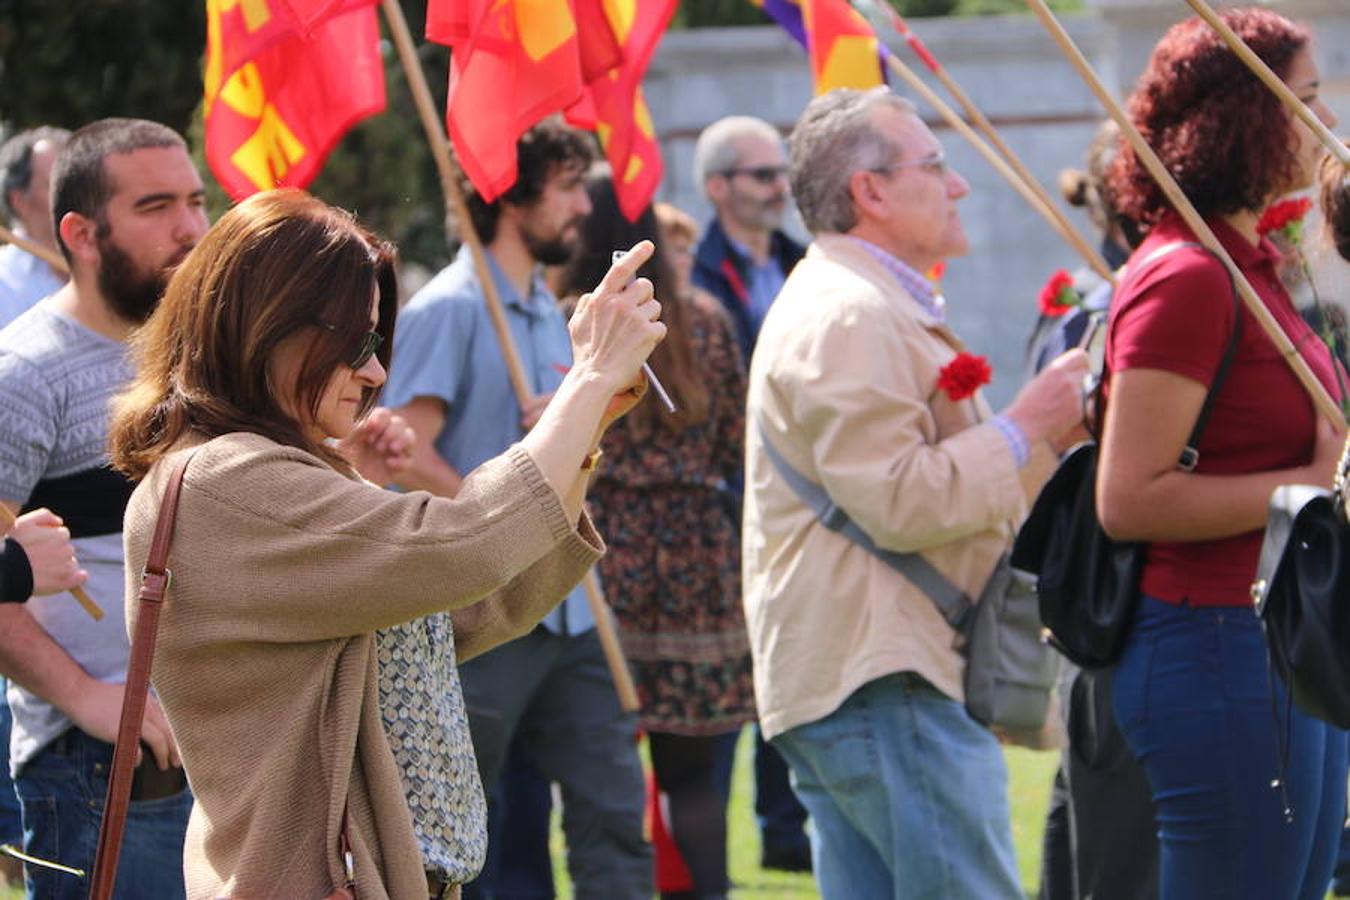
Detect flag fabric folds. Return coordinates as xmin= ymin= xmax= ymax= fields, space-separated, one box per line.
xmin=753 ymin=0 xmax=886 ymax=94
xmin=428 ymin=0 xmax=673 ymax=220
xmin=204 ymin=0 xmax=386 ymax=199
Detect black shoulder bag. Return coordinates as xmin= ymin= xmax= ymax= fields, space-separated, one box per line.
xmin=1011 ymin=243 xmax=1242 ymax=669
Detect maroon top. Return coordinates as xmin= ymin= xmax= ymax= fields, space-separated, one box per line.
xmin=1106 ymin=213 xmax=1343 ymax=607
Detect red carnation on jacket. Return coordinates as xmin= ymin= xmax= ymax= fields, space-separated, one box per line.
xmin=937 ymin=352 xmax=992 ymax=402
xmin=1038 ymin=269 xmax=1078 ymax=317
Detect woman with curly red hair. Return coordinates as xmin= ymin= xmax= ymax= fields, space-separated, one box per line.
xmin=1095 ymin=8 xmax=1345 ymax=898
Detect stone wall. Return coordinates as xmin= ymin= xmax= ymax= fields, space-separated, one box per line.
xmin=644 ymin=1 xmax=1349 ymax=405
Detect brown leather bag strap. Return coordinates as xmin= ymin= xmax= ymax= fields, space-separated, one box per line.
xmin=88 ymin=449 xmax=198 ymax=900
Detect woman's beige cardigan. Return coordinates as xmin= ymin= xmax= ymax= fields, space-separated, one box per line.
xmin=122 ymin=433 xmax=603 ymax=899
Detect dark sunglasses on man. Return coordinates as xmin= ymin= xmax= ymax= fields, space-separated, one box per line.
xmin=719 ymin=165 xmax=788 ymax=185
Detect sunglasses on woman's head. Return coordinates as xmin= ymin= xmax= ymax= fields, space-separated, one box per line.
xmin=316 ymin=321 xmax=383 ymax=369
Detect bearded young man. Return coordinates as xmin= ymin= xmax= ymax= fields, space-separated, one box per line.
xmin=0 ymin=118 xmax=208 ymax=899
xmin=385 ymin=118 xmax=650 ymax=900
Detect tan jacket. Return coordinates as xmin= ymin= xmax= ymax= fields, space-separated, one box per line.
xmin=743 ymin=235 xmax=1055 ymax=740
xmin=123 ymin=433 xmax=602 ymax=899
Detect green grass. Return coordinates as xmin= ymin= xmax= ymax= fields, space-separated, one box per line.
xmin=549 ymin=730 xmax=1061 ymax=898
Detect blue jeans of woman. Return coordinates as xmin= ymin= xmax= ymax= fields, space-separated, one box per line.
xmin=1113 ymin=596 xmax=1348 ymax=900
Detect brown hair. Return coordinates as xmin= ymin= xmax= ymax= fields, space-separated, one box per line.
xmin=1322 ymin=146 xmax=1350 ymax=262
xmin=653 ymin=202 xmax=698 ymax=244
xmin=110 ymin=189 xmax=398 ymax=479
xmin=557 ymin=174 xmax=709 ymax=436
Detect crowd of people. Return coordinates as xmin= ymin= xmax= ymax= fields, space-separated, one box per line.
xmin=0 ymin=6 xmax=1343 ymax=900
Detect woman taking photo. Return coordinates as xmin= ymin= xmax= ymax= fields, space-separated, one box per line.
xmin=1097 ymin=9 xmax=1346 ymax=898
xmin=558 ymin=178 xmax=755 ymax=900
xmin=108 ymin=189 xmax=664 ymax=899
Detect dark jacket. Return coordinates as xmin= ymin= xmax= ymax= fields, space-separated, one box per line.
xmin=692 ymin=217 xmax=805 ymax=360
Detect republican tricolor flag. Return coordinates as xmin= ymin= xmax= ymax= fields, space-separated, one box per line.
xmin=203 ymin=0 xmax=386 ymax=199
xmin=754 ymin=0 xmax=886 ymax=95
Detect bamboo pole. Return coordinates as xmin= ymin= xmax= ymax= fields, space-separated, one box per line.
xmin=1023 ymin=0 xmax=1344 ymax=429
xmin=1184 ymin=0 xmax=1348 ymax=169
xmin=0 ymin=224 xmax=68 ymax=275
xmin=0 ymin=505 xmax=102 ymax=620
xmin=379 ymin=0 xmax=639 ymax=712
xmin=880 ymin=51 xmax=1117 ymax=286
xmin=853 ymin=0 xmax=1115 ymax=285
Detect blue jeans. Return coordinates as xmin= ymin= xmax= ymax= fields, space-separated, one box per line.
xmin=0 ymin=691 xmax=24 ymax=847
xmin=1113 ymin=596 xmax=1349 ymax=900
xmin=15 ymin=728 xmax=191 ymax=900
xmin=773 ymin=672 xmax=1021 ymax=899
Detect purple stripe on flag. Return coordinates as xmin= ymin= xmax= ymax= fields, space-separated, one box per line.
xmin=760 ymin=0 xmax=808 ymax=49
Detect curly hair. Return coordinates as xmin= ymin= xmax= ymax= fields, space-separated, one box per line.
xmin=1108 ymin=8 xmax=1309 ymax=226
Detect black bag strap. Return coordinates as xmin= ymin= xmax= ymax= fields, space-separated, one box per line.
xmin=1097 ymin=240 xmax=1243 ymax=469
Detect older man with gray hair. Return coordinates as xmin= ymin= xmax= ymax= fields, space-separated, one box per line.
xmin=0 ymin=127 xmax=70 ymax=328
xmin=742 ymin=87 xmax=1088 ymax=897
xmin=691 ymin=115 xmax=804 ymax=361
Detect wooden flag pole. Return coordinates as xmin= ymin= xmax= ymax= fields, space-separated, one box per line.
xmin=1184 ymin=0 xmax=1348 ymax=169
xmin=880 ymin=50 xmax=1117 ymax=285
xmin=855 ymin=0 xmax=1116 ymax=285
xmin=0 ymin=224 xmax=68 ymax=276
xmin=1024 ymin=0 xmax=1344 ymax=429
xmin=379 ymin=0 xmax=640 ymax=713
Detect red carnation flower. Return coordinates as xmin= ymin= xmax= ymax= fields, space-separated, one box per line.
xmin=937 ymin=352 xmax=992 ymax=402
xmin=1038 ymin=269 xmax=1079 ymax=317
xmin=1257 ymin=197 xmax=1314 ymax=242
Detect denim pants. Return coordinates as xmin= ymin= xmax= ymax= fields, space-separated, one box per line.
xmin=0 ymin=692 xmax=24 ymax=847
xmin=15 ymin=728 xmax=191 ymax=900
xmin=1113 ymin=596 xmax=1349 ymax=900
xmin=773 ymin=672 xmax=1021 ymax=899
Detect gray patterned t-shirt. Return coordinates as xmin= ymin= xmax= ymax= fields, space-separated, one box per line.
xmin=377 ymin=612 xmax=487 ymax=882
xmin=0 ymin=304 xmax=134 ymax=774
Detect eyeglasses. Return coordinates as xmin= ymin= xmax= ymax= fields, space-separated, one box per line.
xmin=870 ymin=151 xmax=949 ymax=179
xmin=719 ymin=165 xmax=789 ymax=185
xmin=317 ymin=321 xmax=384 ymax=369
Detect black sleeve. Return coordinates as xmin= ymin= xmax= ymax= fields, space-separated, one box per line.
xmin=0 ymin=538 xmax=33 ymax=603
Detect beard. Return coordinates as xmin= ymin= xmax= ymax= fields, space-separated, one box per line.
xmin=96 ymin=234 xmax=178 ymax=324
xmin=521 ymin=215 xmax=584 ymax=266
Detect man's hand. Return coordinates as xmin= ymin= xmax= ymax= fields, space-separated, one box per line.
xmin=1004 ymin=349 xmax=1091 ymax=445
xmin=65 ymin=680 xmax=180 ymax=770
xmin=8 ymin=509 xmax=87 ymax=597
xmin=336 ymin=407 xmax=415 ymax=485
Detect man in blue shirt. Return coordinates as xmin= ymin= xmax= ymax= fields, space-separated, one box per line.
xmin=386 ymin=119 xmax=649 ymax=900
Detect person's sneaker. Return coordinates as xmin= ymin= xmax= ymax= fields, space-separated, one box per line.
xmin=760 ymin=843 xmax=812 ymax=873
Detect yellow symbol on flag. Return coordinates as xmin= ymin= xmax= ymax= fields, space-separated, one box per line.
xmin=509 ymin=0 xmax=577 ymax=63
xmin=215 ymin=62 xmax=310 ymax=191
xmin=817 ymin=35 xmax=882 ymax=94
xmin=602 ymin=0 xmax=637 ymax=42
xmin=222 ymin=0 xmax=272 ymax=31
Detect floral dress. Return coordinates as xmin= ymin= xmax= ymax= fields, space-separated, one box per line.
xmin=589 ymin=291 xmax=756 ymax=736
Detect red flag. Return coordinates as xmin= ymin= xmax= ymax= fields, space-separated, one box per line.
xmin=429 ymin=0 xmax=594 ymax=203
xmin=584 ymin=0 xmax=675 ymax=220
xmin=204 ymin=0 xmax=386 ymax=199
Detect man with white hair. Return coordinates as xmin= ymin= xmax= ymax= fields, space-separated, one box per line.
xmin=692 ymin=115 xmax=804 ymax=360
xmin=690 ymin=114 xmax=811 ymax=873
xmin=743 ymin=87 xmax=1087 ymax=897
